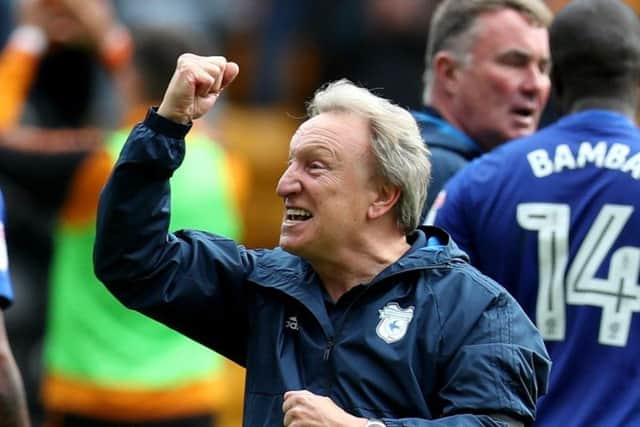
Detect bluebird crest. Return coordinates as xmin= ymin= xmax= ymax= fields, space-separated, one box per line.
xmin=376 ymin=302 xmax=415 ymax=344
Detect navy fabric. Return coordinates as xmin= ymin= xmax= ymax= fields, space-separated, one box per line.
xmin=412 ymin=107 xmax=482 ymax=218
xmin=94 ymin=109 xmax=550 ymax=427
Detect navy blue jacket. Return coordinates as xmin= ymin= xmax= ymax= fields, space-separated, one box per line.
xmin=94 ymin=109 xmax=550 ymax=427
xmin=412 ymin=108 xmax=482 ymax=220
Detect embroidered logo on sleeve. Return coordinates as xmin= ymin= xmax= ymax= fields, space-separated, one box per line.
xmin=376 ymin=302 xmax=415 ymax=343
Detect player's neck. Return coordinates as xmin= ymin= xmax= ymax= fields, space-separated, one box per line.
xmin=569 ymin=97 xmax=636 ymax=121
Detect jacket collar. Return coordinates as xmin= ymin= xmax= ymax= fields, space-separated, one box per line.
xmin=412 ymin=107 xmax=482 ymax=159
xmin=249 ymin=226 xmax=468 ymax=292
xmin=247 ymin=226 xmax=468 ymax=335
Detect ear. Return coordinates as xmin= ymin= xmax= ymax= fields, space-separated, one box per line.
xmin=367 ymin=184 xmax=402 ymax=220
xmin=433 ymin=51 xmax=462 ymax=95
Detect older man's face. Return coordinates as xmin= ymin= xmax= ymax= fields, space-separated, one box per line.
xmin=276 ymin=112 xmax=379 ymax=261
xmin=450 ymin=8 xmax=551 ymax=150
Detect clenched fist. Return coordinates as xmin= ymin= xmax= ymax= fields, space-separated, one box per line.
xmin=282 ymin=390 xmax=368 ymax=427
xmin=157 ymin=53 xmax=239 ymax=124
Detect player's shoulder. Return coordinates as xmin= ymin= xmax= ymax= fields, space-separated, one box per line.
xmin=457 ymin=128 xmax=556 ymax=184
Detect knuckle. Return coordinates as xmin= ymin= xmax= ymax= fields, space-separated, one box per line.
xmin=176 ymin=53 xmax=191 ymax=64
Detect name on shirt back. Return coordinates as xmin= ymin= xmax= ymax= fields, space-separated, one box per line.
xmin=527 ymin=141 xmax=640 ymax=179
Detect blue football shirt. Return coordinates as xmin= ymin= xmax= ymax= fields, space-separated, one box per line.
xmin=431 ymin=110 xmax=640 ymax=427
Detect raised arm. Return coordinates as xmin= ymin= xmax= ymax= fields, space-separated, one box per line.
xmin=93 ymin=55 xmax=247 ymax=362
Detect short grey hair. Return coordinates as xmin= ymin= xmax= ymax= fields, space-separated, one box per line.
xmin=422 ymin=0 xmax=552 ymax=104
xmin=307 ymin=79 xmax=430 ymax=234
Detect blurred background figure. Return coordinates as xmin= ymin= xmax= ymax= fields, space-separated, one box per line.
xmin=0 ymin=1 xmax=106 ymax=423
xmin=244 ymin=0 xmax=436 ymax=110
xmin=0 ymin=1 xmax=247 ymax=426
xmin=0 ymin=0 xmax=10 ymax=44
xmin=40 ymin=23 xmax=246 ymax=427
xmin=416 ymin=0 xmax=552 ymax=215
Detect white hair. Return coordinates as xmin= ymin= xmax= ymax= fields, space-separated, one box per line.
xmin=308 ymin=79 xmax=430 ymax=233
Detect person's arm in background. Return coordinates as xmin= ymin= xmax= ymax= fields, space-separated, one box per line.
xmin=0 ymin=1 xmax=48 ymax=131
xmin=0 ymin=189 xmax=29 ymax=427
xmin=0 ymin=0 xmax=129 ymax=205
xmin=58 ymin=0 xmax=132 ymax=74
xmin=0 ymin=312 xmax=30 ymax=427
xmin=0 ymin=0 xmax=132 ymax=132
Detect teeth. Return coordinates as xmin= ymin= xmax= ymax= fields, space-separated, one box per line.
xmin=287 ymin=208 xmax=312 ymax=217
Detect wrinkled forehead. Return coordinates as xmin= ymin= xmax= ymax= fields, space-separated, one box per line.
xmin=470 ymin=8 xmax=548 ymax=49
xmin=289 ymin=112 xmax=372 ymax=152
xmin=291 ymin=115 xmax=323 ymax=140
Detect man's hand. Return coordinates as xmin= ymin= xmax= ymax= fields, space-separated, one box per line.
xmin=157 ymin=54 xmax=239 ymax=125
xmin=282 ymin=390 xmax=368 ymax=427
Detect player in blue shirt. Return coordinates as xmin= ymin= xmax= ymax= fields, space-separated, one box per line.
xmin=430 ymin=1 xmax=640 ymax=426
xmin=0 ymin=190 xmax=30 ymax=427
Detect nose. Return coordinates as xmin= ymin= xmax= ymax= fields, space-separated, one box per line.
xmin=276 ymin=164 xmax=302 ymax=198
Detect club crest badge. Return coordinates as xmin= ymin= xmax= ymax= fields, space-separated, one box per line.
xmin=376 ymin=302 xmax=415 ymax=344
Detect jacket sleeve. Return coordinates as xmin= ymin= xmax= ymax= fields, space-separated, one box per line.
xmin=93 ymin=108 xmax=251 ymax=365
xmin=382 ymin=415 xmax=522 ymax=427
xmin=429 ymin=267 xmax=549 ymax=426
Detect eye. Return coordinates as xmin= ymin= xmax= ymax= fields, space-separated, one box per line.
xmin=499 ymin=51 xmax=529 ymax=68
xmin=538 ymin=59 xmax=551 ymax=75
xmin=308 ymin=161 xmax=326 ymax=170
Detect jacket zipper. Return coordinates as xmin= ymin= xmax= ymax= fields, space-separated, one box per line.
xmin=321 ymin=262 xmax=454 ymax=393
xmin=323 ymin=337 xmax=334 ymax=361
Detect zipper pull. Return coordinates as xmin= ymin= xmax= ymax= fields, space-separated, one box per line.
xmin=323 ymin=337 xmax=334 ymax=361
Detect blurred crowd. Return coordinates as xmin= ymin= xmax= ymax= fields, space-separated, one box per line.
xmin=1 ymin=0 xmax=640 ymax=426
xmin=0 ymin=1 xmax=437 ymax=425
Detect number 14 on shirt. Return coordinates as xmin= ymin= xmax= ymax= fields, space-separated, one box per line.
xmin=517 ymin=203 xmax=639 ymax=347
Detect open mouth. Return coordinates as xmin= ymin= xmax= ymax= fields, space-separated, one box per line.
xmin=286 ymin=208 xmax=313 ymax=221
xmin=512 ymin=107 xmax=535 ymax=121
